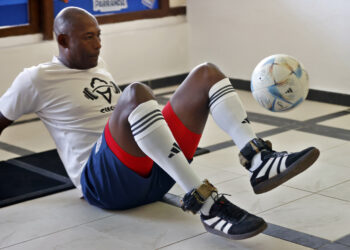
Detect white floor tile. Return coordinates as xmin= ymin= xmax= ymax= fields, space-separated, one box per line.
xmin=168 ymin=159 xmax=244 ymax=196
xmin=0 ymin=149 xmax=19 ymax=161
xmin=0 ymin=190 xmax=113 ymax=249
xmin=260 ymin=194 xmax=350 ymax=241
xmin=199 ymin=116 xmax=231 ymax=147
xmin=320 ymin=180 xmax=350 ymax=202
xmin=153 ymin=85 xmax=178 ymax=95
xmin=199 ymin=115 xmax=276 ymax=147
xmin=3 ymin=226 xmax=139 ymax=250
xmin=319 ymin=141 xmax=350 ymax=168
xmin=167 ymin=183 xmax=183 ymax=195
xmin=263 ymin=130 xmax=347 ymax=152
xmin=191 ymin=152 xmax=245 ymax=180
xmin=3 ymin=202 xmax=206 ymax=250
xmin=283 ymin=158 xmax=350 ymax=193
xmin=318 ymin=113 xmax=350 ymax=130
xmin=84 ymin=202 xmax=205 ymax=249
xmin=215 ymin=176 xmax=311 ymax=214
xmin=192 ymin=146 xmax=247 ymax=176
xmin=0 ymin=121 xmax=56 ymax=153
xmin=1 ymin=85 xmax=349 ymax=250
xmin=15 ymin=113 xmax=38 ymax=122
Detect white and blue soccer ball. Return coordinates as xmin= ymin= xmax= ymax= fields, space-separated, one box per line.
xmin=251 ymin=54 xmax=309 ymax=112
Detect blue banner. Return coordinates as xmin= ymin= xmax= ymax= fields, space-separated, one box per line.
xmin=54 ymin=0 xmax=159 ymax=17
xmin=0 ymin=0 xmax=28 ymax=27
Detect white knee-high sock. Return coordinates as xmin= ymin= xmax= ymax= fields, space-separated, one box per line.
xmin=128 ymin=100 xmax=215 ymax=214
xmin=128 ymin=100 xmax=200 ymax=192
xmin=209 ymin=78 xmax=257 ymax=150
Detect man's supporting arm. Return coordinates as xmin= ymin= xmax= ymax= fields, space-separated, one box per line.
xmin=0 ymin=112 xmax=13 ymax=135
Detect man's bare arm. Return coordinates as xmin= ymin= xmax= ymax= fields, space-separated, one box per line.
xmin=0 ymin=112 xmax=13 ymax=135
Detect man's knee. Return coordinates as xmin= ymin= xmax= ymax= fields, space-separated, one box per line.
xmin=110 ymin=82 xmax=156 ymax=128
xmin=121 ymin=82 xmax=155 ymax=106
xmin=192 ymin=62 xmax=226 ymax=85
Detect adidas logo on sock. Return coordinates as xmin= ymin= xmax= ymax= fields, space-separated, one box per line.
xmin=242 ymin=117 xmax=250 ymax=124
xmin=168 ymin=142 xmax=181 ymax=158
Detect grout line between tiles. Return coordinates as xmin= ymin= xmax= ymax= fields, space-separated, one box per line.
xmin=256 ymin=193 xmax=315 ymax=215
xmin=315 ymin=179 xmax=350 ymax=194
xmin=317 ymin=193 xmax=350 ymax=203
xmin=155 ymin=232 xmax=208 ymax=250
xmin=279 ymin=182 xmax=350 ymax=204
xmin=0 ymin=214 xmax=116 ymax=250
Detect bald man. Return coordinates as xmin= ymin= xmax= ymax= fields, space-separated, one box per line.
xmin=0 ymin=7 xmax=319 ymax=240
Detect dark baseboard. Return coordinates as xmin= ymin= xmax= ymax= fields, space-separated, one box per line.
xmin=230 ymin=78 xmax=350 ymax=107
xmin=119 ymin=73 xmax=188 ymax=91
xmin=306 ymin=89 xmax=350 ymax=107
xmin=230 ymin=78 xmax=251 ymax=91
xmin=120 ymin=74 xmax=349 ymax=107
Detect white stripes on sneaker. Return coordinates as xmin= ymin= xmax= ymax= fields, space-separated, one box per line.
xmin=203 ymin=216 xmax=233 ymax=234
xmin=256 ymin=155 xmax=288 ymax=179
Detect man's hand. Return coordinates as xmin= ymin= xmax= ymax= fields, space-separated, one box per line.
xmin=0 ymin=112 xmax=13 ymax=135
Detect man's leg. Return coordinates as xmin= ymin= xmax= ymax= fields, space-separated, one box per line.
xmin=108 ymin=63 xmax=226 ymax=197
xmin=108 ymin=64 xmax=267 ymax=240
xmin=151 ymin=62 xmax=319 ymax=237
xmin=108 ymin=82 xmax=202 ymax=192
xmin=170 ymin=63 xmax=319 ymax=195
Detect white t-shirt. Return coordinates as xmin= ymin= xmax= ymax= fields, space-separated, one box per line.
xmin=0 ymin=57 xmax=122 ymax=191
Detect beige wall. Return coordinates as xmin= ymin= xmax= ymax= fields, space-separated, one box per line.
xmin=187 ymin=0 xmax=350 ymax=94
xmin=2 ymin=1 xmax=349 ymax=95
xmin=0 ymin=16 xmax=189 ymax=95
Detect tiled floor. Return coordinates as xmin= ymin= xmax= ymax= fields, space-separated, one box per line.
xmin=0 ymin=87 xmax=349 ymax=250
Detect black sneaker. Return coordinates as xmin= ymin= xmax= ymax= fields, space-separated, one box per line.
xmin=200 ymin=195 xmax=267 ymax=240
xmin=250 ymin=147 xmax=320 ymax=194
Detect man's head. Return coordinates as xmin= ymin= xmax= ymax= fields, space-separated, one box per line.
xmin=54 ymin=7 xmax=101 ymax=69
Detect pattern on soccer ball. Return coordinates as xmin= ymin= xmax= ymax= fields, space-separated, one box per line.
xmin=251 ymin=54 xmax=309 ymax=112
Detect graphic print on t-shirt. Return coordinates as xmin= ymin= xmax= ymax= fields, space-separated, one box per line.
xmin=83 ymin=77 xmax=121 ymax=104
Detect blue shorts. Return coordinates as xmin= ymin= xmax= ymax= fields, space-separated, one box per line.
xmin=81 ymin=132 xmax=175 ymax=210
xmin=80 ymin=102 xmax=201 ymax=210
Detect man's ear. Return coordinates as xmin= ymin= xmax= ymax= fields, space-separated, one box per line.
xmin=57 ymin=34 xmax=69 ymax=48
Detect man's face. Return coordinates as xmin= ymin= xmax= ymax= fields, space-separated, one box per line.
xmin=67 ymin=16 xmax=101 ymax=69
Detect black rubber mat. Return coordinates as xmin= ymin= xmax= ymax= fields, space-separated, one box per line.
xmin=0 ymin=147 xmax=210 ymax=208
xmin=0 ymin=150 xmax=74 ymax=208
xmin=0 ymin=161 xmax=64 ymax=199
xmin=14 ymin=150 xmax=69 ymax=177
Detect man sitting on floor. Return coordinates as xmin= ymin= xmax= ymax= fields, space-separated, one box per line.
xmin=0 ymin=7 xmax=319 ymax=240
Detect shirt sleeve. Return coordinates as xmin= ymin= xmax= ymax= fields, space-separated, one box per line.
xmin=0 ymin=68 xmax=39 ymax=121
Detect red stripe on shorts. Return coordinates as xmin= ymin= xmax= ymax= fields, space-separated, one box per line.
xmin=104 ymin=121 xmax=154 ymax=177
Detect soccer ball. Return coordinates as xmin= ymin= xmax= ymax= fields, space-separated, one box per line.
xmin=251 ymin=54 xmax=309 ymax=112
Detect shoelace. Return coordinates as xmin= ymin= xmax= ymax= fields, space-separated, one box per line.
xmin=211 ymin=193 xmax=245 ymax=221
xmin=263 ymin=150 xmax=288 ymax=160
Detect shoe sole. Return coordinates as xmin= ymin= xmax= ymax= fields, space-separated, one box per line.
xmin=253 ymin=147 xmax=320 ymax=194
xmin=203 ymin=221 xmax=267 ymax=240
